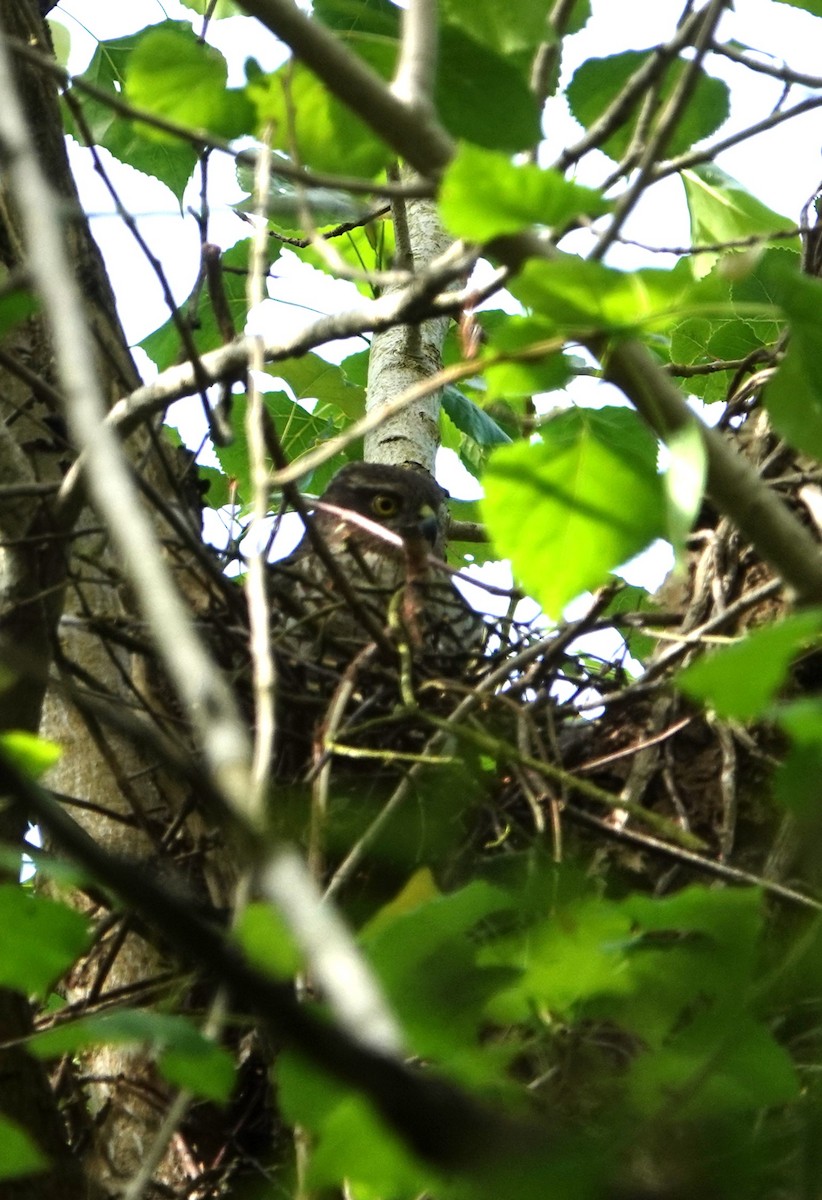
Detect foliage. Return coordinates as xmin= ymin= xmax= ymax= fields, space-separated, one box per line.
xmin=5 ymin=0 xmax=822 ymax=1197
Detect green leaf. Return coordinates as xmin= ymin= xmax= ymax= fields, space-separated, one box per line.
xmin=773 ymin=737 xmax=822 ymax=814
xmin=678 ymin=610 xmax=822 ymax=721
xmin=159 ymin=1042 xmax=235 ymax=1103
xmin=247 ymin=38 xmax=395 ymax=177
xmin=485 ymin=314 xmax=575 ymax=400
xmin=682 ymin=165 xmax=798 ymax=277
xmin=0 ymin=287 xmax=38 ymax=338
xmin=140 ymin=239 xmax=265 ymax=371
xmin=0 ymin=885 xmax=89 ymax=996
xmin=278 ymin=355 xmax=365 ymax=421
xmin=31 ymin=1010 xmax=234 ymax=1103
xmin=441 ymin=387 xmax=512 ymax=446
xmin=510 ymin=256 xmax=696 ymax=333
xmin=277 ymin=1052 xmax=431 ymax=1195
xmin=435 ymin=27 xmax=541 ymax=152
xmin=0 ymin=1115 xmax=47 ymax=1181
xmin=482 ymin=408 xmax=664 ymax=618
xmin=482 ymin=895 xmax=635 ymax=1020
xmin=629 ymin=1010 xmax=798 ymax=1116
xmin=762 ymin=257 xmax=822 ymax=457
xmin=215 ymin=391 xmax=339 ymax=499
xmin=47 ymin=17 xmax=71 ymax=68
xmin=0 ymin=731 xmax=61 ymax=777
xmin=603 ymin=582 xmax=659 ymax=665
xmin=179 ymin=0 xmax=240 ymax=15
xmin=439 ymin=143 xmax=610 ymax=242
xmin=567 ymin=51 xmax=729 ymax=164
xmin=772 ymin=699 xmax=822 ymax=812
xmin=314 ymin=0 xmax=400 ymax=36
xmin=361 ymin=881 xmax=511 ymax=1070
xmin=235 ymin=902 xmax=301 ymax=978
xmin=773 ymin=0 xmax=822 ymax=12
xmin=441 ymin=0 xmax=554 ymax=57
xmin=63 ymin=26 xmax=198 ymax=199
xmin=125 ymin=25 xmax=254 ymax=141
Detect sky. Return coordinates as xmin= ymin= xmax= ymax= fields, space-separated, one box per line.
xmin=41 ymin=0 xmax=822 ymax=590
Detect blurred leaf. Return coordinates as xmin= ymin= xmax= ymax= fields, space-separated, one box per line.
xmin=482 ymin=895 xmax=635 ymax=1020
xmin=0 ymin=288 xmax=38 ymax=338
xmin=125 ymin=25 xmax=254 ymax=140
xmin=510 ymin=256 xmax=698 ymax=332
xmin=277 ymin=1052 xmax=432 ymax=1195
xmin=568 ymin=51 xmax=729 ymax=164
xmin=435 ymin=28 xmax=541 ymax=152
xmin=439 ymin=143 xmax=610 ymax=241
xmin=360 ymin=868 xmax=440 ymax=938
xmin=179 ymin=0 xmax=240 ymax=15
xmin=773 ymin=737 xmax=822 ymax=814
xmin=664 ymin=422 xmax=707 ymax=553
xmin=678 ymin=610 xmax=822 ymax=720
xmin=629 ymin=1010 xmax=798 ymax=1116
xmin=762 ymin=257 xmax=822 ymax=457
xmin=485 ymin=315 xmax=576 ymax=400
xmin=235 ymin=177 xmax=373 ymax=229
xmin=31 ymin=1010 xmax=234 ymax=1103
xmin=0 ymin=731 xmax=61 ymax=777
xmin=0 ymin=885 xmax=89 ymax=996
xmin=159 ymin=1042 xmax=235 ymax=1103
xmin=441 ymin=0 xmax=555 ymax=57
xmin=772 ymin=699 xmax=822 ymax=812
xmin=0 ymin=1115 xmax=47 ymax=1181
xmin=235 ymin=902 xmax=302 ymax=978
xmin=482 ymin=408 xmax=664 ymax=618
xmin=361 ymin=881 xmax=513 ymax=1071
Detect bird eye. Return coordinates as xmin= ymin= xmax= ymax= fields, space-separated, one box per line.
xmin=371 ymin=494 xmax=399 ymax=518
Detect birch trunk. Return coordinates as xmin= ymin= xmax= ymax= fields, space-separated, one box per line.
xmin=364 ymin=187 xmax=453 ymax=471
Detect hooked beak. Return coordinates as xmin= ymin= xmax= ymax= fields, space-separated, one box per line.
xmin=418 ymin=504 xmax=440 ymax=548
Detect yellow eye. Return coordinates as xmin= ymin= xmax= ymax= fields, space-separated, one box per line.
xmin=371 ymin=494 xmax=399 ymax=518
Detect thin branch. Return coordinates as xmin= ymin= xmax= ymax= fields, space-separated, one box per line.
xmin=552 ymin=5 xmax=713 ymax=174
xmin=7 ymin=35 xmax=435 ymax=202
xmin=391 ymin=0 xmax=438 ymax=112
xmin=245 ymin=132 xmax=277 ymax=812
xmin=0 ymin=749 xmax=553 ymax=1173
xmin=592 ymin=0 xmax=731 ymax=260
xmin=709 ymin=38 xmax=822 ymax=90
xmin=54 ymin=241 xmax=480 ymax=519
xmin=236 ymin=0 xmax=454 ymax=175
xmin=0 ymin=14 xmax=255 ymax=823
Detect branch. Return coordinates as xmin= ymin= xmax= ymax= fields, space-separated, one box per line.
xmin=54 ymin=240 xmax=479 ymax=515
xmin=391 ymin=0 xmax=438 ymax=112
xmin=0 ymin=13 xmax=255 ymax=819
xmin=236 ymin=0 xmax=454 ymax=175
xmin=0 ymin=749 xmax=554 ymax=1174
xmin=237 ymin=0 xmax=822 ymax=605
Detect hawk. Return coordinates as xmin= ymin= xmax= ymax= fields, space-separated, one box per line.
xmin=268 ymin=463 xmax=486 ymax=756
